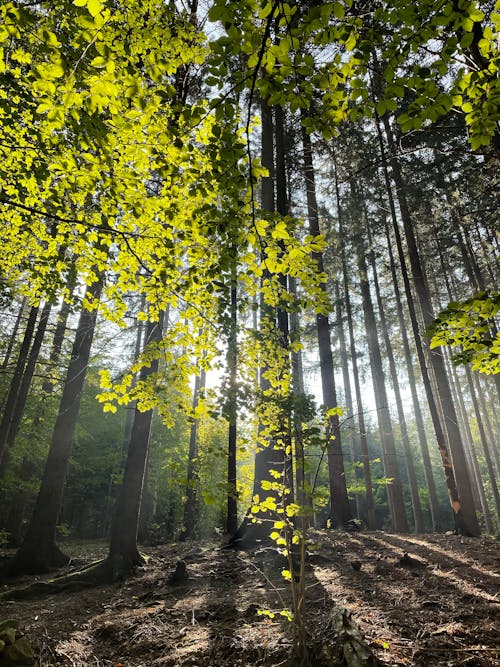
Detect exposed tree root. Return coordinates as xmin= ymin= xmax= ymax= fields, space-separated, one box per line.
xmin=0 ymin=552 xmax=147 ymax=600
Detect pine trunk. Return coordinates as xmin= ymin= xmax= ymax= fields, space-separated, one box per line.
xmin=301 ymin=117 xmax=351 ymax=528
xmin=353 ymin=197 xmax=409 ymax=533
xmin=382 ymin=217 xmax=440 ymax=531
xmin=334 ymin=162 xmax=377 ymax=530
xmin=376 ymin=113 xmax=479 ymax=536
xmin=367 ymin=229 xmax=424 ymax=532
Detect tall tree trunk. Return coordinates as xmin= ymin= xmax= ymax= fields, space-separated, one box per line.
xmin=0 ymin=301 xmax=52 ymax=478
xmin=464 ymin=366 xmax=500 ymax=527
xmin=229 ymin=100 xmax=285 ymax=548
xmin=0 ymin=306 xmax=39 ymax=462
xmin=10 ymin=278 xmax=103 ymax=574
xmin=3 ymin=295 xmax=74 ymax=545
xmin=275 ymin=105 xmax=294 ymax=505
xmin=367 ymin=227 xmax=424 ymax=532
xmin=107 ymin=312 xmax=164 ymax=575
xmin=374 ymin=111 xmax=479 ymax=536
xmin=351 ymin=181 xmax=409 ymax=533
xmin=473 ymin=375 xmax=499 ymax=475
xmin=301 ymin=115 xmax=351 ymax=528
xmin=335 ymin=281 xmax=362 ymax=521
xmin=226 ymin=256 xmax=238 ymax=535
xmin=1 ymin=297 xmax=26 ymax=372
xmin=122 ymin=305 xmax=145 ymax=461
xmin=334 ymin=162 xmax=377 ymax=530
xmin=382 ymin=217 xmax=440 ymax=531
xmin=447 ymin=359 xmax=494 ymax=533
xmin=181 ymin=366 xmax=206 ymax=541
xmin=290 ymin=276 xmax=308 ymax=512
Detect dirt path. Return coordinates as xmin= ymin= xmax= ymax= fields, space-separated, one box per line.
xmin=1 ymin=532 xmax=498 ymax=666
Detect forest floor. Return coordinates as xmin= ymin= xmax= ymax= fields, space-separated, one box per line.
xmin=0 ymin=531 xmax=499 ymax=667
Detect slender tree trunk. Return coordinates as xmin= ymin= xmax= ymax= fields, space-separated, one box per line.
xmin=474 ymin=375 xmax=500 ymax=476
xmin=181 ymin=366 xmax=206 ymax=541
xmin=464 ymin=366 xmax=500 ymax=527
xmin=290 ymin=276 xmax=308 ymax=512
xmin=301 ymin=116 xmax=351 ymax=528
xmin=123 ymin=317 xmax=144 ymax=459
xmin=107 ymin=312 xmax=164 ymax=574
xmin=374 ymin=110 xmax=479 ymax=535
xmin=335 ymin=281 xmax=362 ymax=520
xmin=10 ymin=278 xmax=103 ymax=573
xmin=0 ymin=306 xmax=39 ymax=462
xmin=352 ymin=183 xmax=409 ymax=533
xmin=334 ymin=162 xmax=377 ymax=530
xmin=1 ymin=297 xmax=26 ymax=372
xmin=229 ymin=100 xmax=285 ymax=548
xmin=226 ymin=256 xmax=238 ymax=535
xmin=447 ymin=359 xmax=494 ymax=533
xmin=3 ymin=294 xmax=74 ymax=544
xmin=367 ymin=227 xmax=424 ymax=532
xmin=275 ymin=105 xmax=294 ymax=505
xmin=0 ymin=301 xmax=52 ymax=478
xmin=382 ymin=217 xmax=440 ymax=531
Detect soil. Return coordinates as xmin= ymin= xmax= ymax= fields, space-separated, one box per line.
xmin=0 ymin=531 xmax=499 ymax=667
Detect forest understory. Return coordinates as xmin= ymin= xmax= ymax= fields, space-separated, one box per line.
xmin=1 ymin=531 xmax=498 ymax=667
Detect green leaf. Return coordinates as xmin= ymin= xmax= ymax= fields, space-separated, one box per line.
xmin=87 ymin=0 xmax=102 ymax=17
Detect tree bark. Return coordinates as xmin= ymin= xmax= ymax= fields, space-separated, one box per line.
xmin=1 ymin=297 xmax=26 ymax=372
xmin=301 ymin=115 xmax=351 ymax=528
xmin=226 ymin=257 xmax=238 ymax=535
xmin=464 ymin=366 xmax=500 ymax=527
xmin=351 ymin=182 xmax=409 ymax=533
xmin=382 ymin=216 xmax=440 ymax=531
xmin=335 ymin=281 xmax=362 ymax=521
xmin=367 ymin=227 xmax=424 ymax=532
xmin=107 ymin=312 xmax=164 ymax=574
xmin=0 ymin=301 xmax=52 ymax=478
xmin=181 ymin=366 xmax=206 ymax=540
xmin=0 ymin=306 xmax=39 ymax=463
xmin=10 ymin=278 xmax=103 ymax=574
xmin=334 ymin=162 xmax=377 ymax=531
xmin=376 ymin=112 xmax=479 ymax=536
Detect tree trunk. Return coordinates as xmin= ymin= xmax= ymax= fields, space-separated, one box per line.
xmin=107 ymin=313 xmax=164 ymax=575
xmin=367 ymin=227 xmax=424 ymax=532
xmin=464 ymin=366 xmax=500 ymax=527
xmin=352 ymin=185 xmax=409 ymax=533
xmin=301 ymin=116 xmax=351 ymax=528
xmin=0 ymin=306 xmax=39 ymax=462
xmin=181 ymin=366 xmax=206 ymax=540
xmin=2 ymin=294 xmax=74 ymax=544
xmin=10 ymin=278 xmax=103 ymax=574
xmin=335 ymin=281 xmax=363 ymax=521
xmin=229 ymin=101 xmax=285 ymax=548
xmin=473 ymin=374 xmax=499 ymax=476
xmin=375 ymin=111 xmax=479 ymax=536
xmin=1 ymin=297 xmax=26 ymax=372
xmin=226 ymin=257 xmax=238 ymax=535
xmin=0 ymin=301 xmax=52 ymax=478
xmin=334 ymin=161 xmax=377 ymax=530
xmin=382 ymin=216 xmax=440 ymax=531
xmin=447 ymin=360 xmax=494 ymax=533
